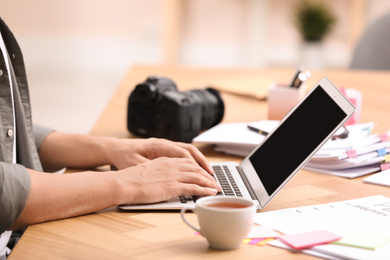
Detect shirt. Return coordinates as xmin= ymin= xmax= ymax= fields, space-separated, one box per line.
xmin=0 ymin=27 xmax=16 ymax=260
xmin=0 ymin=17 xmax=54 ymax=258
xmin=0 ymin=30 xmax=16 ymax=163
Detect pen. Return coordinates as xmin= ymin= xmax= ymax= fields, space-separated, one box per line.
xmin=247 ymin=125 xmax=269 ymax=136
xmin=289 ymin=66 xmax=304 ymax=88
xmin=295 ymin=72 xmax=308 ymax=88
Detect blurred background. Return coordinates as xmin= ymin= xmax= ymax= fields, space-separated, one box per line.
xmin=1 ymin=0 xmax=390 ymax=134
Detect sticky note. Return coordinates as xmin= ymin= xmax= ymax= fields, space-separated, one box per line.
xmin=380 ymin=162 xmax=390 ymax=171
xmin=331 ymin=230 xmax=390 ymax=250
xmin=279 ymin=230 xmax=341 ymax=250
xmin=246 ymin=225 xmax=280 ymax=239
xmin=248 ymin=238 xmax=265 ymax=245
xmin=380 ymin=133 xmax=388 ymax=142
xmin=377 ymin=148 xmax=387 ymax=156
xmin=257 ymin=238 xmax=275 ymax=246
xmin=347 ymin=150 xmax=357 ymax=158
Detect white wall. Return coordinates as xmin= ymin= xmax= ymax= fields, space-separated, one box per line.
xmin=4 ymin=0 xmax=390 ymax=72
xmin=2 ymin=0 xmax=163 ymax=74
xmin=1 ymin=0 xmax=389 ymax=133
xmin=1 ymin=0 xmax=165 ymax=133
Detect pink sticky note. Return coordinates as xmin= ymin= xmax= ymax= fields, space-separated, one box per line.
xmin=279 ymin=230 xmax=342 ymax=250
xmin=380 ymin=133 xmax=388 ymax=142
xmin=246 ymin=225 xmax=280 ymax=239
xmin=248 ymin=238 xmax=265 ymax=245
xmin=347 ymin=150 xmax=357 ymax=158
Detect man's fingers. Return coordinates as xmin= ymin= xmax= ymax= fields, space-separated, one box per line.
xmin=177 ymin=183 xmax=220 ymax=197
xmin=176 ymin=160 xmax=215 ymax=182
xmin=175 ymin=167 xmax=222 ymax=192
xmin=172 ymin=142 xmax=214 ymax=175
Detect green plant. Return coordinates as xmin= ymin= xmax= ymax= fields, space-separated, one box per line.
xmin=294 ymin=0 xmax=336 ymax=42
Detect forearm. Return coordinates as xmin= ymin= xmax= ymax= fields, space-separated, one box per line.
xmin=38 ymin=132 xmax=213 ymax=175
xmin=10 ymin=169 xmax=122 ymax=230
xmin=11 ymin=157 xmax=221 ymax=230
xmin=39 ymin=131 xmax=119 ymax=172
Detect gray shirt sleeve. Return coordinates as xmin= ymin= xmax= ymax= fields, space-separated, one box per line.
xmin=0 ymin=163 xmax=30 ymax=233
xmin=33 ymin=124 xmax=55 ymax=151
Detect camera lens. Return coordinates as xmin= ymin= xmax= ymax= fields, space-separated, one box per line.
xmin=185 ymin=88 xmax=225 ymax=130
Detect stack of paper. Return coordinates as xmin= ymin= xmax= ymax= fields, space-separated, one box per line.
xmin=253 ymin=195 xmax=390 ymax=259
xmin=305 ymin=122 xmax=390 ymax=178
xmin=193 ymin=120 xmax=279 ymax=157
xmin=193 ymin=121 xmax=390 ymax=178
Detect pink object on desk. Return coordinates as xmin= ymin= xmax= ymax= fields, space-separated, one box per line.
xmin=267 ymin=82 xmax=306 ymax=120
xmin=340 ymin=87 xmax=362 ymax=125
xmin=278 ymin=230 xmax=342 ymax=250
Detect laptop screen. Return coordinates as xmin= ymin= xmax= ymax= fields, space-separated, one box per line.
xmin=249 ymin=86 xmax=347 ymax=196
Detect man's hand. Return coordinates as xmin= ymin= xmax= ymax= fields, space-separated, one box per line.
xmin=108 ymin=138 xmax=213 ymax=174
xmin=39 ymin=133 xmax=213 ymax=175
xmin=116 ymin=157 xmax=221 ymax=205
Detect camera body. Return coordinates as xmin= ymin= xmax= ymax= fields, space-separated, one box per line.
xmin=127 ymin=76 xmax=224 ymax=143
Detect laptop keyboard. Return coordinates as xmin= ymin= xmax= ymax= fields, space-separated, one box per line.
xmin=214 ymin=165 xmax=243 ymax=197
xmin=179 ymin=165 xmax=243 ymax=203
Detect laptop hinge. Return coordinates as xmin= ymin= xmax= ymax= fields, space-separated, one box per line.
xmin=236 ymin=166 xmax=258 ymax=202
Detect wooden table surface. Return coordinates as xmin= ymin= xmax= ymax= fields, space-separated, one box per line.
xmin=9 ymin=65 xmax=390 ymax=259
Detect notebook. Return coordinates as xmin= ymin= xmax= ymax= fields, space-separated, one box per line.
xmin=119 ymin=77 xmax=355 ymax=210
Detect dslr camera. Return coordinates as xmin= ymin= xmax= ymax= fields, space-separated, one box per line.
xmin=127 ymin=76 xmax=225 ymax=143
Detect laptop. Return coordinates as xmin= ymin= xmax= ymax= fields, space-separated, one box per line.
xmin=120 ymin=77 xmax=355 ymax=210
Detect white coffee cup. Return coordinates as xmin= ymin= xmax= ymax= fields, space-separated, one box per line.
xmin=180 ymin=196 xmax=256 ymax=250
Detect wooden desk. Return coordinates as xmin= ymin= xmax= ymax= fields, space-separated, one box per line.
xmin=9 ymin=66 xmax=390 ymax=259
